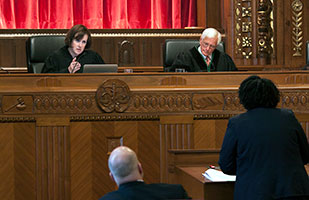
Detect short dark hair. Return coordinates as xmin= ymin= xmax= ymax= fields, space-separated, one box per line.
xmin=65 ymin=24 xmax=92 ymax=49
xmin=238 ymin=75 xmax=280 ymax=110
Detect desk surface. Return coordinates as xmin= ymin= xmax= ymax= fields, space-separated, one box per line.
xmin=176 ymin=166 xmax=234 ymax=200
xmin=177 ymin=165 xmax=309 ymax=200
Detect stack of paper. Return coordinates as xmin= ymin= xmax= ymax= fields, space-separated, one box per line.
xmin=202 ymin=169 xmax=236 ymax=182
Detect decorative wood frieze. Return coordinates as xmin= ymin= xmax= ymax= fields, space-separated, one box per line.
xmin=291 ymin=0 xmax=303 ymax=56
xmin=34 ymin=94 xmax=96 ymax=114
xmin=281 ymin=91 xmax=309 ymax=111
xmin=70 ymin=114 xmax=160 ymax=121
xmin=130 ymin=94 xmax=192 ymax=112
xmin=257 ymin=0 xmax=274 ymax=59
xmin=96 ymin=79 xmax=131 ymax=113
xmin=234 ymin=0 xmax=253 ymax=59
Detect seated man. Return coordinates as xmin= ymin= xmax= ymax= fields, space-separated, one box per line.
xmin=168 ymin=28 xmax=237 ymax=72
xmin=99 ymin=146 xmax=191 ymax=200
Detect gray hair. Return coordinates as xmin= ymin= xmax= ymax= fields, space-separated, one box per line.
xmin=108 ymin=147 xmax=138 ymax=179
xmin=200 ymin=28 xmax=221 ymax=45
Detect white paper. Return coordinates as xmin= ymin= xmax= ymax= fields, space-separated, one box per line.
xmin=202 ymin=169 xmax=236 ymax=182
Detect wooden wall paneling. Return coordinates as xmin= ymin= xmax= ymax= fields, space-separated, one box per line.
xmin=159 ymin=115 xmax=194 ymax=182
xmin=196 ymin=0 xmax=206 ymax=27
xmin=167 ymin=149 xmax=221 ymax=184
xmin=139 ymin=37 xmax=160 ymax=66
xmin=36 ymin=117 xmax=70 ymax=200
xmin=0 ymin=123 xmax=15 ymax=200
xmin=205 ymin=0 xmax=222 ymax=30
xmin=137 ymin=121 xmax=161 ymax=184
xmin=274 ymin=0 xmax=285 ymax=66
xmin=14 ymin=123 xmax=36 ymax=200
xmin=222 ymin=0 xmax=233 ymax=57
xmin=90 ymin=121 xmax=141 ymax=198
xmin=92 ymin=121 xmax=117 ymax=200
xmin=15 ymin=38 xmax=27 ymax=67
xmin=0 ymin=38 xmax=16 ymax=67
xmin=70 ymin=122 xmax=93 ymax=200
xmin=193 ymin=119 xmax=228 ymax=149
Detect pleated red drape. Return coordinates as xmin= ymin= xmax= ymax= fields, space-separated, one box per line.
xmin=0 ymin=0 xmax=196 ymax=29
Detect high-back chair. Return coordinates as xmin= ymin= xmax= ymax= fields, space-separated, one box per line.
xmin=163 ymin=39 xmax=225 ymax=71
xmin=26 ymin=35 xmax=65 ymax=73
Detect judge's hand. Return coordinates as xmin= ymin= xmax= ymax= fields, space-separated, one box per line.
xmin=68 ymin=57 xmax=81 ymax=73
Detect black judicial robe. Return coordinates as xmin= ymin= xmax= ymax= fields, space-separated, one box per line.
xmin=42 ymin=46 xmax=104 ymax=73
xmin=167 ymin=46 xmax=237 ymax=72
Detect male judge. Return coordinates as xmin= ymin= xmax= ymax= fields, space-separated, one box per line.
xmin=99 ymin=146 xmax=191 ymax=200
xmin=168 ymin=28 xmax=237 ymax=72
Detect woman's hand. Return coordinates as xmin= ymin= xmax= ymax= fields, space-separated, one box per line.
xmin=68 ymin=57 xmax=81 ymax=73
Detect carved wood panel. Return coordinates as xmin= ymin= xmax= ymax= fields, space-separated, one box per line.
xmin=159 ymin=115 xmax=194 ymax=182
xmin=35 ymin=117 xmax=70 ymax=200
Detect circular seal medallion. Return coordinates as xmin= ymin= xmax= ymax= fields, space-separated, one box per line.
xmin=95 ymin=79 xmax=130 ymax=113
xmin=292 ymin=0 xmax=303 ymax=12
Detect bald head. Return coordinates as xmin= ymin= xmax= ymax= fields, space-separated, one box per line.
xmin=108 ymin=146 xmax=143 ymax=185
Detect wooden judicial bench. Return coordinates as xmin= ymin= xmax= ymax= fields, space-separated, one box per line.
xmin=0 ymin=71 xmax=309 ymax=200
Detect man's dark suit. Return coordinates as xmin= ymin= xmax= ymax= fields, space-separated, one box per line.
xmin=219 ymin=108 xmax=309 ymax=200
xmin=99 ymin=181 xmax=191 ymax=200
xmin=167 ymin=47 xmax=237 ymax=72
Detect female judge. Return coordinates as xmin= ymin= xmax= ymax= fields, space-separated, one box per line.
xmin=42 ymin=24 xmax=104 ymax=73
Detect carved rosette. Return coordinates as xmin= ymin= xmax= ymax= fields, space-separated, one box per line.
xmin=96 ymin=79 xmax=130 ymax=113
xmin=234 ymin=0 xmax=253 ymax=59
xmin=291 ymin=0 xmax=303 ymax=56
xmin=257 ymin=0 xmax=273 ymax=58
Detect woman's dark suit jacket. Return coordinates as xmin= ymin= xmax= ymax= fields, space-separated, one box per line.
xmin=99 ymin=181 xmax=191 ymax=200
xmin=219 ymin=108 xmax=309 ymax=200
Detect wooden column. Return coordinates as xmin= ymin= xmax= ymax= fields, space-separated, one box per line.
xmin=35 ymin=117 xmax=70 ymax=200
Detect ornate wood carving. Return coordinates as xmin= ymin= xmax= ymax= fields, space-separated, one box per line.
xmin=2 ymin=95 xmax=33 ymax=114
xmin=257 ymin=0 xmax=274 ymax=62
xmin=234 ymin=0 xmax=253 ymax=60
xmin=291 ymin=0 xmax=303 ymax=57
xmin=118 ymin=40 xmax=135 ymax=66
xmin=96 ymin=79 xmax=131 ymax=113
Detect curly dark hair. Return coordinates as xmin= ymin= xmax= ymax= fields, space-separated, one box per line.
xmin=238 ymin=75 xmax=280 ymax=110
xmin=65 ymin=24 xmax=92 ymax=49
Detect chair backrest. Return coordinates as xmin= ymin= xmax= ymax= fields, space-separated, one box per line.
xmin=26 ymin=35 xmax=65 ymax=73
xmin=163 ymin=39 xmax=225 ymax=70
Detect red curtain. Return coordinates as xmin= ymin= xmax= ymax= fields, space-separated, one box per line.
xmin=0 ymin=0 xmax=196 ymax=29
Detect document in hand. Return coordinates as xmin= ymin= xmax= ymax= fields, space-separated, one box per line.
xmin=202 ymin=169 xmax=236 ymax=182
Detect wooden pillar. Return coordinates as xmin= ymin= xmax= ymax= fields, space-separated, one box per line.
xmin=35 ymin=117 xmax=71 ymax=200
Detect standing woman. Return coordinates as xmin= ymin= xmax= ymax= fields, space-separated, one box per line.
xmin=42 ymin=24 xmax=104 ymax=73
xmin=219 ymin=75 xmax=309 ymax=200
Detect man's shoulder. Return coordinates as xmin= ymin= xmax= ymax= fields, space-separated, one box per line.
xmin=99 ymin=190 xmax=124 ymax=200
